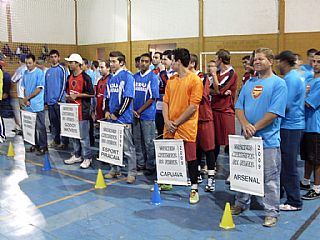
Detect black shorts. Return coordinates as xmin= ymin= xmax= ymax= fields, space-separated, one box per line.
xmin=300 ymin=132 xmax=320 ymax=165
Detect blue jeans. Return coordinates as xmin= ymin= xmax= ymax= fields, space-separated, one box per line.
xmin=280 ymin=129 xmax=303 ymax=208
xmin=110 ymin=124 xmax=137 ymax=177
xmin=71 ymin=120 xmax=92 ymax=159
xmin=133 ymin=119 xmax=156 ymax=170
xmin=48 ymin=103 xmax=69 ymax=145
xmin=35 ymin=110 xmax=48 ymax=148
xmin=235 ymin=148 xmax=281 ymax=218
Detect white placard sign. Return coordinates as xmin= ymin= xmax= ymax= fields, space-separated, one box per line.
xmin=229 ymin=135 xmax=264 ymax=197
xmin=98 ymin=121 xmax=125 ymax=166
xmin=21 ymin=110 xmax=36 ymax=145
xmin=59 ymin=103 xmax=80 ymax=139
xmin=154 ymin=139 xmax=188 ymax=186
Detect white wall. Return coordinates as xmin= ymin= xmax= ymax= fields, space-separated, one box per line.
xmin=11 ymin=0 xmax=75 ymax=44
xmin=131 ymin=0 xmax=199 ymax=41
xmin=77 ymin=0 xmax=127 ymax=45
xmin=204 ymin=0 xmax=279 ymax=36
xmin=285 ymin=0 xmax=320 ymax=33
xmin=0 ymin=2 xmax=8 ymax=42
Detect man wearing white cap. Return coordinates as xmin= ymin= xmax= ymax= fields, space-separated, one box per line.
xmin=63 ymin=53 xmax=94 ymax=169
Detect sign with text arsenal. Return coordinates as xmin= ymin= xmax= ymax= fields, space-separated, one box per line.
xmin=229 ymin=135 xmax=264 ymax=197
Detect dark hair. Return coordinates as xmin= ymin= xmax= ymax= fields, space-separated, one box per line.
xmin=162 ymin=50 xmax=172 ymax=60
xmin=172 ymin=48 xmax=190 ymax=68
xmin=49 ymin=49 xmax=60 ymax=57
xmin=140 ymin=53 xmax=152 ymax=62
xmin=190 ymin=54 xmax=198 ymax=69
xmin=135 ymin=56 xmax=141 ymax=62
xmin=275 ymin=50 xmax=296 ymax=67
xmin=109 ymin=51 xmax=125 ymax=64
xmin=294 ymin=53 xmax=302 ymax=61
xmin=315 ymin=51 xmax=320 ymax=56
xmin=26 ymin=54 xmax=35 ymax=62
xmin=242 ymin=55 xmax=250 ymax=61
xmin=100 ymin=60 xmax=110 ymax=68
xmin=307 ymin=48 xmax=318 ymax=56
xmin=216 ymin=49 xmax=230 ymax=64
xmin=83 ymin=58 xmax=89 ymax=65
xmin=92 ymin=60 xmax=99 ymax=69
xmin=154 ymin=51 xmax=163 ymax=59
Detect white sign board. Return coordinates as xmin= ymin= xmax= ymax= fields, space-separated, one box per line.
xmin=21 ymin=110 xmax=36 ymax=145
xmin=154 ymin=139 xmax=188 ymax=186
xmin=229 ymin=135 xmax=264 ymax=197
xmin=98 ymin=121 xmax=125 ymax=166
xmin=59 ymin=103 xmax=80 ymax=139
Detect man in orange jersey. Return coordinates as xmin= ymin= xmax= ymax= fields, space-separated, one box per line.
xmin=163 ymin=48 xmax=203 ymax=204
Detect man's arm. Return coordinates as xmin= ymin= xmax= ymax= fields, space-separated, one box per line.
xmin=254 ymin=112 xmax=278 ymax=131
xmin=134 ymin=99 xmax=154 ymax=118
xmin=23 ymin=87 xmax=42 ymax=105
xmin=235 ymin=109 xmax=256 ymax=139
xmin=163 ymin=101 xmax=176 ymax=133
xmin=174 ymin=103 xmax=198 ymax=127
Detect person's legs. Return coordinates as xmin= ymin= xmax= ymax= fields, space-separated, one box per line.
xmin=141 ymin=120 xmax=156 ymax=171
xmin=280 ymin=129 xmax=303 ymax=208
xmin=155 ymin=112 xmax=164 ymax=139
xmin=132 ymin=118 xmax=145 ymax=169
xmin=123 ymin=125 xmax=137 ymax=177
xmin=36 ymin=111 xmax=48 ymax=149
xmin=0 ymin=116 xmax=5 ymax=141
xmin=48 ymin=104 xmax=60 ymax=144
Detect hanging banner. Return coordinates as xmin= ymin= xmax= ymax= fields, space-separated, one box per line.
xmin=59 ymin=103 xmax=80 ymax=139
xmin=98 ymin=121 xmax=125 ymax=166
xmin=229 ymin=135 xmax=264 ymax=197
xmin=21 ymin=110 xmax=36 ymax=145
xmin=154 ymin=139 xmax=188 ymax=186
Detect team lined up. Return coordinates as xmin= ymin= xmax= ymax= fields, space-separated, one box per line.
xmin=1 ymin=47 xmax=319 ymax=227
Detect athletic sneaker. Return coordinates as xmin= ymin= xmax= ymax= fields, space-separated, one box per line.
xmin=263 ymin=216 xmax=277 ymax=227
xmin=104 ymin=171 xmax=122 ymax=179
xmin=201 ymin=165 xmax=208 ymax=175
xmin=48 ymin=141 xmax=58 ymax=148
xmin=55 ymin=143 xmax=68 ymax=150
xmin=279 ymin=204 xmax=302 ymax=211
xmin=189 ymin=189 xmax=199 ymax=204
xmin=150 ymin=184 xmax=173 ymax=191
xmin=64 ymin=155 xmax=82 ymax=165
xmin=80 ymin=159 xmax=91 ymax=169
xmin=197 ymin=175 xmax=203 ymax=184
xmin=205 ymin=176 xmax=215 ymax=192
xmin=300 ymin=181 xmax=311 ymax=191
xmin=302 ymin=189 xmax=320 ymax=200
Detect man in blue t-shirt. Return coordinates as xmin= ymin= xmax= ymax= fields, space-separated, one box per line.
xmin=300 ymin=51 xmax=320 ymax=200
xmin=231 ymin=48 xmax=287 ymax=227
xmin=133 ymin=53 xmax=159 ymax=175
xmin=300 ymin=48 xmax=317 ymax=82
xmin=275 ymin=51 xmax=305 ymax=211
xmin=45 ymin=50 xmax=69 ymax=150
xmin=21 ymin=54 xmax=48 ymax=155
xmin=104 ymin=51 xmax=137 ymax=184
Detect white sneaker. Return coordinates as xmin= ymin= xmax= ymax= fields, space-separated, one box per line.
xmin=64 ymin=155 xmax=82 ymax=165
xmin=80 ymin=159 xmax=91 ymax=169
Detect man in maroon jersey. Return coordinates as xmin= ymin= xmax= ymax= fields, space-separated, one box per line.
xmin=211 ymin=49 xmax=238 ymax=168
xmin=95 ymin=60 xmax=110 ymax=120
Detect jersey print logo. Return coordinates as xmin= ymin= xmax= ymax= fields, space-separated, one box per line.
xmin=252 ymin=85 xmax=263 ymax=99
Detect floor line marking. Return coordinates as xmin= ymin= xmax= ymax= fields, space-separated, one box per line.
xmin=290 ymin=206 xmax=320 ymax=240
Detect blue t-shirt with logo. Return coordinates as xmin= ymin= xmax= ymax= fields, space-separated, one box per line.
xmin=133 ymin=70 xmax=159 ymax=121
xmin=105 ymin=69 xmax=135 ymax=124
xmin=235 ymin=74 xmax=287 ymax=148
xmin=21 ymin=68 xmax=45 ymax=112
xmin=281 ymin=69 xmax=305 ymax=130
xmin=305 ymin=77 xmax=320 ymax=133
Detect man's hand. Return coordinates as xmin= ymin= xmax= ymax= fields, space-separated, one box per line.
xmin=91 ymin=112 xmax=96 ymax=122
xmin=165 ymin=120 xmax=177 ymax=134
xmin=224 ymin=90 xmax=232 ymax=96
xmin=2 ymin=93 xmax=8 ymax=99
xmin=23 ymin=96 xmax=30 ymax=106
xmin=111 ymin=114 xmax=118 ymax=121
xmin=70 ymin=94 xmax=78 ymax=100
xmin=105 ymin=111 xmax=111 ymax=120
xmin=133 ymin=110 xmax=140 ymax=118
xmin=243 ymin=123 xmax=256 ymax=139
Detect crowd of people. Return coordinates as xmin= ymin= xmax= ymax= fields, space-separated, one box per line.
xmin=0 ymin=46 xmax=319 ymax=228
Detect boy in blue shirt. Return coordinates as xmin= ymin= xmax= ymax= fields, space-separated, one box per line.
xmin=133 ymin=53 xmax=159 ymax=175
xmin=45 ymin=50 xmax=69 ymax=150
xmin=231 ymin=48 xmax=287 ymax=227
xmin=22 ymin=54 xmax=48 ymax=155
xmin=104 ymin=51 xmax=137 ymax=184
xmin=275 ymin=51 xmax=305 ymax=211
xmin=300 ymin=51 xmax=320 ymax=200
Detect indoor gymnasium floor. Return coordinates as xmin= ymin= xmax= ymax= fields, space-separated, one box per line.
xmin=0 ymin=118 xmax=319 ymax=240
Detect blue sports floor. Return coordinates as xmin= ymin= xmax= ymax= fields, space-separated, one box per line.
xmin=0 ymin=118 xmax=319 ymax=240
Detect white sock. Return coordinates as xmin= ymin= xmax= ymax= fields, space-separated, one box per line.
xmin=312 ymin=185 xmax=320 ymax=193
xmin=302 ymin=178 xmax=311 ymax=185
xmin=191 ymin=184 xmax=198 ymax=190
xmin=208 ymin=170 xmax=215 ymax=176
